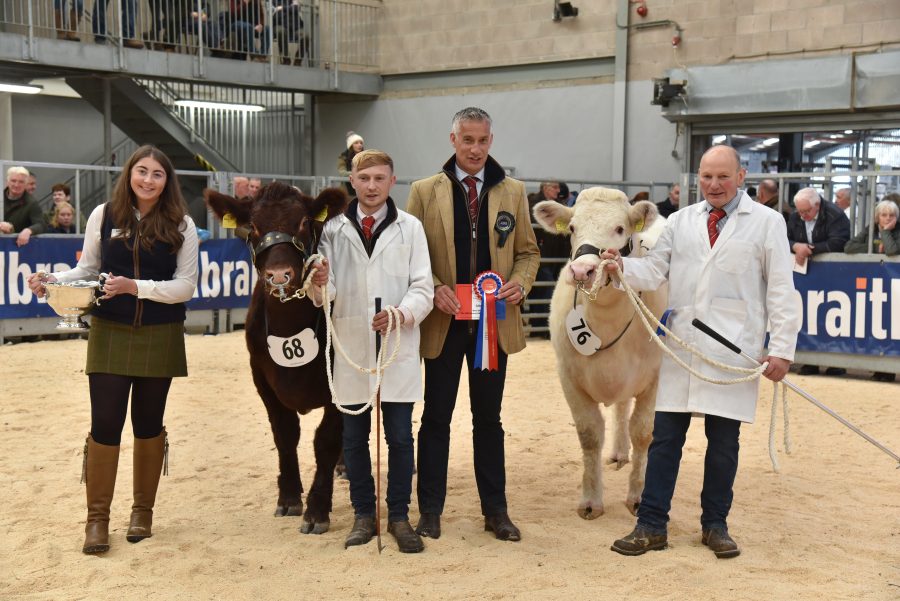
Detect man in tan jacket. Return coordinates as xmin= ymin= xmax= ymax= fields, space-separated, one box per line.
xmin=406 ymin=107 xmax=540 ymax=543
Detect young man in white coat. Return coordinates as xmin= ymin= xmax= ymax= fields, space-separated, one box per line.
xmin=312 ymin=149 xmax=434 ymax=553
xmin=602 ymin=145 xmax=800 ymax=559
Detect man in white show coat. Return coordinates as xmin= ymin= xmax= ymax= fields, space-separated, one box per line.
xmin=313 ymin=149 xmax=434 ymax=553
xmin=603 ymin=145 xmax=800 ymax=559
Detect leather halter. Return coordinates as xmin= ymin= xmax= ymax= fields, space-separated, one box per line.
xmin=249 ymin=231 xmax=311 ymax=267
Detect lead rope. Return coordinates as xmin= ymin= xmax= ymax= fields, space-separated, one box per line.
xmin=311 ymin=270 xmax=403 ymax=416
xmin=598 ymin=258 xmax=791 ymax=471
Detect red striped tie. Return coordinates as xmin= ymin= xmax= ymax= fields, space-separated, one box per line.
xmin=463 ymin=176 xmax=479 ymax=222
xmin=707 ymin=208 xmax=726 ymax=247
xmin=362 ymin=215 xmax=375 ymax=240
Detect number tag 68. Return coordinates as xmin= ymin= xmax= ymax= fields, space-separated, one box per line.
xmin=564 ymin=305 xmax=602 ymax=356
xmin=267 ymin=329 xmax=319 ymax=368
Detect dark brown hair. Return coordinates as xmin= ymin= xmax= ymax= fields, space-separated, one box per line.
xmin=109 ymin=145 xmax=187 ymax=252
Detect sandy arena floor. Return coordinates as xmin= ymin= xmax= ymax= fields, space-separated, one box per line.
xmin=1 ymin=332 xmax=898 ymax=600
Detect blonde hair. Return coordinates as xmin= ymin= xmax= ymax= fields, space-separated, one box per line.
xmin=51 ymin=201 xmax=75 ymax=229
xmin=352 ymin=149 xmax=393 ymax=172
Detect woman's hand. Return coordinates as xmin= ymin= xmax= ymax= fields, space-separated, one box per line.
xmin=27 ymin=272 xmax=56 ymax=298
xmin=101 ymin=274 xmax=138 ymax=299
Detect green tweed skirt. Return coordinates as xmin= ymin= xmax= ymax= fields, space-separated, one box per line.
xmin=86 ymin=317 xmax=188 ymax=377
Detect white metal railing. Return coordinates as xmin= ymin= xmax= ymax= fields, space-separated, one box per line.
xmin=0 ymin=0 xmax=379 ymax=71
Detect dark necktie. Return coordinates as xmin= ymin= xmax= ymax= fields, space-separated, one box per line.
xmin=463 ymin=176 xmax=479 ymax=223
xmin=707 ymin=208 xmax=726 ymax=247
xmin=362 ymin=215 xmax=375 ymax=241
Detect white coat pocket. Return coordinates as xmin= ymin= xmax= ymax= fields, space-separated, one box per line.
xmin=714 ymin=240 xmax=754 ymax=274
xmin=705 ymin=297 xmax=748 ymax=359
xmin=383 ymin=244 xmax=411 ymax=278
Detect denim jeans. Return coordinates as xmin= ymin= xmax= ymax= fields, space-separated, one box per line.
xmin=636 ymin=411 xmax=741 ymax=534
xmin=342 ymin=402 xmax=414 ymax=522
xmin=92 ymin=0 xmax=137 ymax=40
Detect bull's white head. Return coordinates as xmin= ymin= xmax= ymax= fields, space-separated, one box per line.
xmin=533 ymin=187 xmax=660 ymax=290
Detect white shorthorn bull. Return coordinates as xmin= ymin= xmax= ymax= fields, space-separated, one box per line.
xmin=533 ymin=187 xmax=667 ymax=519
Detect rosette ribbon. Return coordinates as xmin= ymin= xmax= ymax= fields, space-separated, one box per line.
xmin=474 ymin=270 xmax=503 ymax=371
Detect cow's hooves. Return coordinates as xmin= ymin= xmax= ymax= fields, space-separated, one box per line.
xmin=274 ymin=503 xmax=303 ymax=517
xmin=626 ymin=501 xmax=640 ymax=516
xmin=606 ymin=457 xmax=630 ymax=470
xmin=577 ymin=504 xmax=604 ymax=520
xmin=334 ymin=466 xmax=348 ymax=480
xmin=300 ymin=520 xmax=330 ymax=534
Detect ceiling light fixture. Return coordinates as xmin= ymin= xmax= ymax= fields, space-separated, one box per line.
xmin=174 ymin=99 xmax=264 ymax=112
xmin=0 ymin=83 xmax=43 ymax=94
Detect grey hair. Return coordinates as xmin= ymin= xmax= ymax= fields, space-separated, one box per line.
xmin=794 ymin=187 xmax=821 ymax=207
xmin=6 ymin=166 xmax=29 ymax=179
xmin=875 ymin=199 xmax=899 ymax=218
xmin=451 ymin=107 xmax=492 ymax=135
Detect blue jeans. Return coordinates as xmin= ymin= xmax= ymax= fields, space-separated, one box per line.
xmin=232 ymin=21 xmax=269 ymax=54
xmin=342 ymin=402 xmax=414 ymax=522
xmin=92 ymin=0 xmax=137 ymax=40
xmin=637 ymin=411 xmax=741 ymax=534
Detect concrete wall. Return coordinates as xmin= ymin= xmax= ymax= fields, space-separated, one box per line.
xmin=378 ymin=0 xmax=900 ymax=81
xmin=316 ymin=79 xmax=681 ymax=207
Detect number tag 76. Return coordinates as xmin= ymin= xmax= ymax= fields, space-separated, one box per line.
xmin=564 ymin=305 xmax=602 ymax=356
xmin=267 ymin=329 xmax=319 ymax=368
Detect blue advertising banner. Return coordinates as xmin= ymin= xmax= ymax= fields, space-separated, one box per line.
xmin=0 ymin=237 xmax=254 ymax=319
xmin=793 ymin=259 xmax=900 ymax=357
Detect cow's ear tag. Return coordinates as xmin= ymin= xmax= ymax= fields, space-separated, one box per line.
xmin=315 ymin=206 xmax=328 ymax=222
xmin=222 ymin=212 xmax=237 ymax=229
xmin=634 ymin=219 xmax=644 ymax=232
xmin=555 ymin=219 xmax=568 ymax=234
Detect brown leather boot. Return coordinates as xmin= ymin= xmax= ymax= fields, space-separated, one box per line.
xmin=126 ymin=428 xmax=168 ymax=543
xmin=82 ymin=435 xmax=120 ymax=554
xmin=66 ymin=9 xmax=80 ymax=41
xmin=54 ymin=10 xmax=66 ymax=39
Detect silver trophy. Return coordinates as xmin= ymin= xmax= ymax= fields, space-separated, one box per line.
xmin=43 ymin=279 xmax=102 ymax=330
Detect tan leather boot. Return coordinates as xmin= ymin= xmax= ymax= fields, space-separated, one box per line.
xmin=126 ymin=428 xmax=168 ymax=543
xmin=82 ymin=435 xmax=120 ymax=554
xmin=54 ymin=10 xmax=66 ymax=39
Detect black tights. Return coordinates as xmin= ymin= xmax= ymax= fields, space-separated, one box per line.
xmin=89 ymin=373 xmax=171 ymax=446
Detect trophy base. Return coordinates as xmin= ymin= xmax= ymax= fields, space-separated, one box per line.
xmin=56 ymin=317 xmax=90 ymax=331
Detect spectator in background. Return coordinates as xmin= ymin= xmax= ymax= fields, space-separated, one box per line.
xmin=559 ymin=182 xmax=577 ymax=206
xmin=1 ymin=166 xmax=45 ymax=247
xmin=27 ymin=173 xmax=37 ymax=195
xmin=655 ymin=183 xmax=680 ymax=217
xmin=834 ymin=187 xmax=852 ymax=220
xmin=756 ymin=179 xmax=789 ymax=222
xmin=338 ymin=131 xmax=365 ymax=195
xmin=93 ymin=0 xmax=143 ymax=47
xmin=47 ymin=183 xmax=87 ymax=231
xmin=248 ymin=178 xmax=263 ymax=198
xmin=233 ymin=176 xmax=251 ymax=199
xmin=226 ymin=0 xmax=268 ymax=61
xmin=787 ymin=187 xmax=851 ymax=377
xmin=844 ymin=199 xmax=899 ymax=383
xmin=54 ymin=0 xmax=83 ymax=41
xmin=527 ymin=181 xmax=570 ymax=337
xmin=273 ymin=0 xmax=305 ymax=65
xmin=881 ymin=192 xmax=899 ymax=214
xmin=47 ymin=202 xmax=78 ymax=234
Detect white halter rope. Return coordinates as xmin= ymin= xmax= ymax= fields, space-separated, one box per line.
xmin=592 ymin=258 xmax=791 ymax=471
xmin=309 ymin=265 xmax=403 ymax=416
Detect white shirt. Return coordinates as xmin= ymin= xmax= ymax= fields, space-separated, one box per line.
xmin=52 ymin=203 xmax=199 ymax=304
xmin=356 ymin=202 xmax=388 ymax=232
xmin=454 ymin=165 xmax=486 ymax=197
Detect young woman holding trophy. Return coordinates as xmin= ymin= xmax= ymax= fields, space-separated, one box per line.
xmin=28 ymin=145 xmax=199 ymax=554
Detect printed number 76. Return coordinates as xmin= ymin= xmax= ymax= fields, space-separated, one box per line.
xmin=570 ymin=318 xmax=591 ymax=345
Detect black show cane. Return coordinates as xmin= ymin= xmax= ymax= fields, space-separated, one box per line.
xmin=692 ymin=318 xmax=900 ymax=467
xmin=374 ymin=297 xmax=384 ymax=553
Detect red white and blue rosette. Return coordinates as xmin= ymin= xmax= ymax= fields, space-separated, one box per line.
xmin=474 ymin=270 xmax=503 ymax=371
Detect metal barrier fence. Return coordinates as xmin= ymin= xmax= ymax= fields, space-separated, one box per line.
xmin=0 ymin=0 xmax=379 ymax=71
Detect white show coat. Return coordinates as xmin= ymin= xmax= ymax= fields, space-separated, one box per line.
xmin=621 ymin=192 xmax=800 ymax=423
xmin=317 ymin=208 xmax=434 ymax=406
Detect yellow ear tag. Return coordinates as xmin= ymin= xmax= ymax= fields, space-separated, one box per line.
xmin=315 ymin=206 xmax=329 ymax=222
xmin=634 ymin=219 xmax=644 ymax=233
xmin=555 ymin=219 xmax=568 ymax=234
xmin=222 ymin=212 xmax=237 ymax=229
